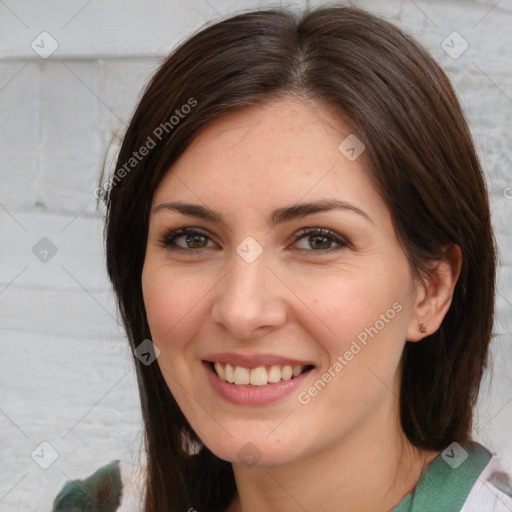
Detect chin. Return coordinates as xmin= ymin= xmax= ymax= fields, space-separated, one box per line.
xmin=201 ymin=433 xmax=304 ymax=468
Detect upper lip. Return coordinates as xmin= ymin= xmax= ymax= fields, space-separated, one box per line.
xmin=202 ymin=352 xmax=316 ymax=369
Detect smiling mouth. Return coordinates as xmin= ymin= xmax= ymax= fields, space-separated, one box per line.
xmin=207 ymin=361 xmax=314 ymax=386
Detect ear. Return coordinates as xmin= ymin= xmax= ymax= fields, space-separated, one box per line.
xmin=406 ymin=244 xmax=462 ymax=342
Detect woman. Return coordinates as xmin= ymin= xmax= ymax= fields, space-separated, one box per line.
xmin=53 ymin=4 xmax=512 ymax=511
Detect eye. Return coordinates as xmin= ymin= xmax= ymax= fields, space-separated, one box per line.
xmin=159 ymin=226 xmax=349 ymax=254
xmin=292 ymin=227 xmax=349 ymax=253
xmin=159 ymin=227 xmax=214 ymax=253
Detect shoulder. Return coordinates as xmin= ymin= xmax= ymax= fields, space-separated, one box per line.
xmin=462 ymin=452 xmax=512 ymax=512
xmin=52 ymin=460 xmax=123 ymax=512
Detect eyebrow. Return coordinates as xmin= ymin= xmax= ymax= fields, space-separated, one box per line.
xmin=152 ymin=198 xmax=373 ymax=226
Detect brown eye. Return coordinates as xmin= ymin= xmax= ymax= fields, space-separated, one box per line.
xmin=293 ymin=227 xmax=349 ymax=252
xmin=159 ymin=227 xmax=215 ymax=252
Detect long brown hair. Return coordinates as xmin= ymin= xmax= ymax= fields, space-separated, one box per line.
xmin=102 ymin=5 xmax=497 ymax=511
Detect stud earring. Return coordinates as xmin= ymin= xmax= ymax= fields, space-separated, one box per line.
xmin=419 ymin=323 xmax=427 ymax=333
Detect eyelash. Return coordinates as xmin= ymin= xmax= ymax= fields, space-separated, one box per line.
xmin=159 ymin=226 xmax=349 ymax=254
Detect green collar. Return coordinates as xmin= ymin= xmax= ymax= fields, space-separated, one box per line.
xmin=391 ymin=441 xmax=492 ymax=512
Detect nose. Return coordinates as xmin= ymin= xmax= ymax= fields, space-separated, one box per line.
xmin=211 ymin=251 xmax=287 ymax=341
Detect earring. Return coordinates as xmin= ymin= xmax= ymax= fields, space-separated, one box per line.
xmin=419 ymin=323 xmax=427 ymax=333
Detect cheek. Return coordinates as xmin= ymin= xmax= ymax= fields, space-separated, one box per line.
xmin=294 ymin=268 xmax=410 ymax=407
xmin=298 ymin=277 xmax=407 ymax=412
xmin=298 ymin=271 xmax=405 ymax=348
xmin=141 ymin=263 xmax=201 ymax=396
xmin=141 ymin=261 xmax=215 ymax=351
xmin=141 ymin=265 xmax=171 ymax=340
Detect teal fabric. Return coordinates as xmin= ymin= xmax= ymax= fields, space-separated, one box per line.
xmin=52 ymin=460 xmax=122 ymax=512
xmin=391 ymin=441 xmax=492 ymax=512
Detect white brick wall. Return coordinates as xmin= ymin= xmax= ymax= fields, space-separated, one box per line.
xmin=0 ymin=1 xmax=511 ymax=510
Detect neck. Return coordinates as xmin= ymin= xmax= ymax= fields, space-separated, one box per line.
xmin=226 ymin=393 xmax=439 ymax=512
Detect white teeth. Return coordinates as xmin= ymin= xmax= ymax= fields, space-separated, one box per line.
xmin=225 ymin=363 xmax=235 ymax=383
xmin=282 ymin=365 xmax=293 ymax=380
xmin=249 ymin=367 xmax=268 ymax=386
xmin=214 ymin=362 xmax=225 ymax=380
xmin=233 ymin=366 xmax=250 ymax=385
xmin=212 ymin=362 xmax=308 ymax=385
xmin=268 ymin=365 xmax=282 ymax=383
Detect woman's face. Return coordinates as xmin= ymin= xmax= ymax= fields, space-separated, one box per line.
xmin=142 ymin=97 xmax=422 ymax=467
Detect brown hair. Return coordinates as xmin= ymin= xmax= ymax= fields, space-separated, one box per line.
xmin=102 ymin=4 xmax=497 ymax=511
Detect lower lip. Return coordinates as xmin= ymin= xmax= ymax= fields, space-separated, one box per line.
xmin=203 ymin=361 xmax=313 ymax=406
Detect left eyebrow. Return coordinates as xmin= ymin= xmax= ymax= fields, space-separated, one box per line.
xmin=151 ymin=198 xmax=374 ymax=226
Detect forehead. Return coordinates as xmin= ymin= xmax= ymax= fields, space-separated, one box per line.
xmin=184 ymin=96 xmax=355 ymax=166
xmin=152 ymin=97 xmax=389 ymax=223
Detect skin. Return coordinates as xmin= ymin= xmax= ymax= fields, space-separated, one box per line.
xmin=141 ymin=96 xmax=462 ymax=512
